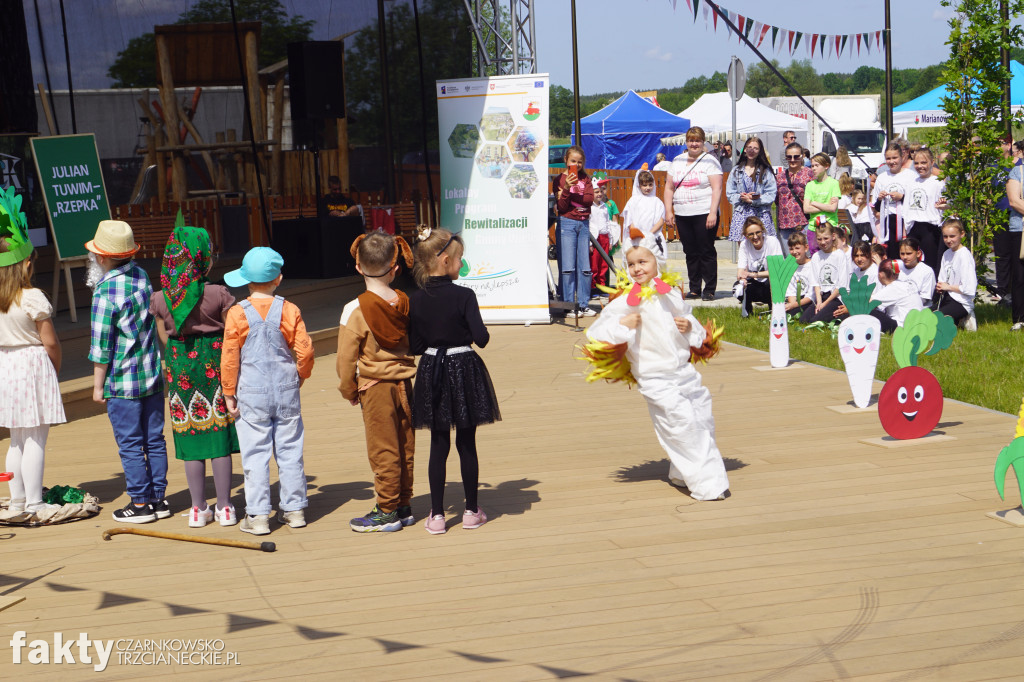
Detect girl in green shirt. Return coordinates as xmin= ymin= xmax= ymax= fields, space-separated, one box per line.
xmin=803 ymin=152 xmax=841 ymax=253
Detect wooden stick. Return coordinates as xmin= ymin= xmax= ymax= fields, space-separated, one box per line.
xmin=102 ymin=527 xmax=275 ymax=552
xmin=0 ymin=596 xmax=26 ymax=614
xmin=36 ymin=83 xmax=57 ymax=136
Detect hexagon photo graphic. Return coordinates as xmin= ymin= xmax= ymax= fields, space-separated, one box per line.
xmin=504 ymin=164 xmax=539 ymax=199
xmin=508 ymin=126 xmax=543 ymax=163
xmin=475 ymin=144 xmax=511 ymax=179
xmin=479 ymin=107 xmax=515 ymax=142
xmin=448 ymin=123 xmax=481 ymax=158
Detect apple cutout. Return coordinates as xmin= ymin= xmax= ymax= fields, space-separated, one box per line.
xmin=878 ymin=308 xmax=957 ymax=440
xmin=878 ymin=366 xmax=943 ymax=439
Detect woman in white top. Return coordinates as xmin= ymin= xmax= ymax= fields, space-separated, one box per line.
xmin=903 ymin=148 xmax=946 ymax=277
xmin=935 ymin=218 xmax=978 ymax=330
xmin=871 ymin=142 xmax=917 ymax=260
xmin=870 ymin=259 xmax=924 ymax=333
xmin=664 ymin=126 xmax=723 ymax=301
xmin=734 ymin=217 xmax=782 ymax=315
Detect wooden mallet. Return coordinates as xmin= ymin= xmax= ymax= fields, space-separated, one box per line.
xmin=103 ymin=527 xmax=275 ymax=552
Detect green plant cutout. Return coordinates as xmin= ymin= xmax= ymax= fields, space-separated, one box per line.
xmin=766 ymin=255 xmax=798 ymax=368
xmin=838 ymin=274 xmax=881 ymax=316
xmin=879 ymin=309 xmax=957 ymax=440
xmin=995 ymin=397 xmax=1024 ymax=507
xmin=891 ymin=308 xmax=957 ymax=369
xmin=459 ymin=258 xmax=470 ymax=277
xmin=836 ymin=275 xmax=882 ymax=408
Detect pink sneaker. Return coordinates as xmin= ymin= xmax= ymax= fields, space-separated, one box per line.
xmin=424 ymin=514 xmax=447 ymax=535
xmin=462 ymin=507 xmax=487 ymax=529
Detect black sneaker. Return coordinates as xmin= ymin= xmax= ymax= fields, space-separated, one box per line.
xmin=397 ymin=505 xmax=415 ymax=527
xmin=151 ymin=499 xmax=171 ymax=519
xmin=684 ymin=291 xmax=701 ymax=300
xmin=113 ymin=502 xmax=156 ymax=524
xmin=349 ymin=505 xmax=402 ymax=533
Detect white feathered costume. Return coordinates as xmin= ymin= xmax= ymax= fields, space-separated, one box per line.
xmin=584 ymin=234 xmax=729 ymax=500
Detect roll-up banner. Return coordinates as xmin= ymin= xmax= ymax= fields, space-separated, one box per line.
xmin=436 ymin=73 xmax=550 ymax=324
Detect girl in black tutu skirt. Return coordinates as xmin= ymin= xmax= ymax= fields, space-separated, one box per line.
xmin=409 ymin=225 xmax=500 ymax=534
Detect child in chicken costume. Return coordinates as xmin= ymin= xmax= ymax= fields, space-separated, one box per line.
xmin=583 ymin=230 xmax=729 ymax=500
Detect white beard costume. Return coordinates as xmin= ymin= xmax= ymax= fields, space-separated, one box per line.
xmin=586 ymin=236 xmax=729 ymax=500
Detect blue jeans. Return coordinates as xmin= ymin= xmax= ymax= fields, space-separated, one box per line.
xmin=559 ymin=216 xmax=592 ymax=307
xmin=107 ymin=392 xmax=168 ymax=503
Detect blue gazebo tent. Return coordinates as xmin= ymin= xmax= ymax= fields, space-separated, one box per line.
xmin=571 ymin=90 xmax=690 ymax=170
xmin=894 ymin=60 xmax=1024 ymax=130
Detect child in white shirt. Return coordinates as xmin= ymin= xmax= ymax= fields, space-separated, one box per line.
xmin=870 ymin=259 xmax=924 ymax=332
xmin=785 ymin=232 xmax=819 ymax=315
xmin=849 ymin=190 xmax=875 ymax=244
xmin=850 ymin=242 xmax=878 ymax=287
xmin=935 ymin=218 xmax=978 ymax=331
xmin=903 ymin=148 xmax=946 ymax=277
xmin=801 ymin=222 xmax=851 ymax=323
xmin=588 ymin=178 xmax=619 ymax=289
xmin=620 ymin=169 xmax=666 ymax=262
xmin=898 ymin=237 xmax=937 ymax=307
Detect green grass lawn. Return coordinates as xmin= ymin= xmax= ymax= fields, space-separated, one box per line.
xmin=696 ymin=303 xmax=1023 ymax=415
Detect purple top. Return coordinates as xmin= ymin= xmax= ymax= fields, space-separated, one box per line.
xmin=151 ymin=283 xmax=235 ymax=337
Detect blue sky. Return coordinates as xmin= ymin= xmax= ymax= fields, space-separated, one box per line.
xmin=23 ymin=0 xmax=962 ymax=92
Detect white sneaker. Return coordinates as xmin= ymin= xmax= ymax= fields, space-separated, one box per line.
xmin=215 ymin=504 xmax=237 ymax=527
xmin=8 ymin=498 xmax=25 ymax=513
xmin=965 ymin=314 xmax=977 ymax=332
xmin=1012 ymin=322 xmax=1024 ymax=332
xmin=239 ymin=514 xmax=270 ymax=536
xmin=276 ymin=509 xmax=306 ymax=528
xmin=578 ymin=307 xmax=597 ymax=317
xmin=188 ymin=505 xmax=213 ymax=528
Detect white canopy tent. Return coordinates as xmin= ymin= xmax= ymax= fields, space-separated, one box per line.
xmin=660 ymin=92 xmax=808 ymax=145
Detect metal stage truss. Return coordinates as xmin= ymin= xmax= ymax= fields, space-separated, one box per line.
xmin=463 ymin=0 xmax=537 ymax=76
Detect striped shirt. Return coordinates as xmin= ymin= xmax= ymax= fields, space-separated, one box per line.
xmin=88 ymin=261 xmax=163 ymax=399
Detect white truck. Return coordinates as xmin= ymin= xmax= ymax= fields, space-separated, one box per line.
xmin=757 ymin=94 xmax=887 ymax=179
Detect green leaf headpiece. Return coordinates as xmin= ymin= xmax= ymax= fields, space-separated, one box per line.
xmin=0 ymin=186 xmax=32 ymax=267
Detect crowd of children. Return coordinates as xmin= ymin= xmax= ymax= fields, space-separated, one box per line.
xmin=0 ymin=216 xmax=503 ymax=536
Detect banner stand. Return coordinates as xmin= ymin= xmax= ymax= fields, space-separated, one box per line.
xmin=50 ymin=255 xmax=89 ymax=322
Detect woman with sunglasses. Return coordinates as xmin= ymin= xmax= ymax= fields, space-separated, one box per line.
xmin=734 ymin=217 xmax=783 ymax=315
xmin=775 ymin=142 xmax=815 ymax=247
xmin=726 ymin=136 xmax=777 ymax=243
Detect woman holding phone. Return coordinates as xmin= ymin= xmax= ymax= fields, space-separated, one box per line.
xmin=725 ymin=136 xmax=777 ymax=243
xmin=555 ymin=145 xmax=595 ymax=316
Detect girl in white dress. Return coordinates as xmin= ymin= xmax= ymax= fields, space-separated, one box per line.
xmin=0 ymin=196 xmax=65 ymax=516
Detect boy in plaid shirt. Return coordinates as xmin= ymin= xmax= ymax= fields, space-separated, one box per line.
xmin=87 ymin=220 xmax=168 ymax=524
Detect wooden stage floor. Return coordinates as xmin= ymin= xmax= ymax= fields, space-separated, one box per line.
xmin=1 ymin=320 xmax=1022 ymax=680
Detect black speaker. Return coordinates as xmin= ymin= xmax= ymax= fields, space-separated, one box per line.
xmin=288 ymin=41 xmax=345 ymax=121
xmin=271 ymin=216 xmax=362 ymax=279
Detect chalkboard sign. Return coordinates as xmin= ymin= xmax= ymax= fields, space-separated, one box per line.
xmin=30 ymin=134 xmax=111 ymax=260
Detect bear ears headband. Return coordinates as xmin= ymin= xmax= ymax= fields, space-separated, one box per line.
xmin=349 ymin=233 xmax=414 ymax=277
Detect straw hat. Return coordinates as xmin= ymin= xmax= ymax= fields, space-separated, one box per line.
xmin=85 ymin=220 xmax=140 ymax=258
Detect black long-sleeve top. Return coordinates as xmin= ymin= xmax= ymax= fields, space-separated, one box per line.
xmin=409 ymin=276 xmax=489 ymax=355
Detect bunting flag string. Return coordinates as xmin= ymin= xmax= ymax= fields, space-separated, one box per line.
xmin=667 ymin=1 xmax=883 ymax=60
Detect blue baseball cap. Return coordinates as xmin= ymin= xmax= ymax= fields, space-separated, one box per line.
xmin=224 ymin=247 xmax=284 ymax=287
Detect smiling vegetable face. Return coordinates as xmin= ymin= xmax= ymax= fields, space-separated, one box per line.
xmin=770 ymin=314 xmax=787 ymax=340
xmin=878 ymin=366 xmax=943 ymax=439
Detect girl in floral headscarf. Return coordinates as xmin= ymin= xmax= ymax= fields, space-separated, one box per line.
xmin=150 ymin=221 xmax=239 ymax=528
